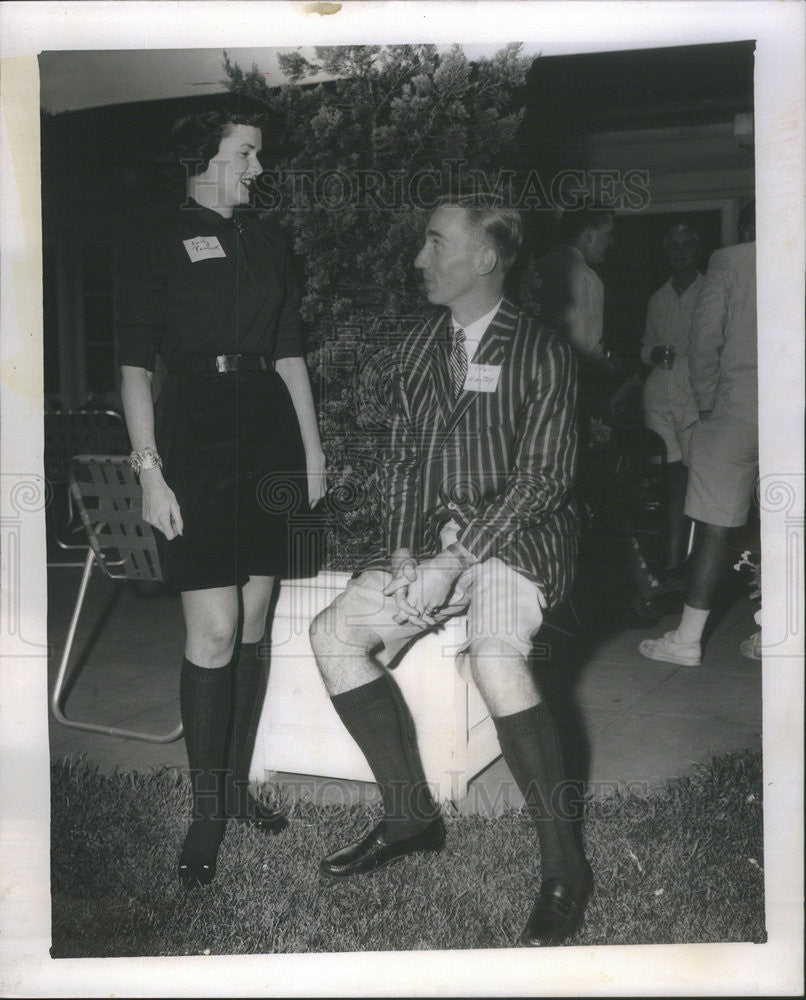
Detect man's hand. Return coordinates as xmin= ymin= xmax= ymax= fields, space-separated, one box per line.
xmin=385 ymin=547 xmax=467 ymax=627
xmin=385 ymin=548 xmax=419 ymax=624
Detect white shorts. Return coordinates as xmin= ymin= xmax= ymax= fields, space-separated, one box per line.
xmin=643 ymin=370 xmax=698 ymax=465
xmin=330 ymin=556 xmax=545 ymax=679
xmin=685 ymin=414 xmax=759 ymax=527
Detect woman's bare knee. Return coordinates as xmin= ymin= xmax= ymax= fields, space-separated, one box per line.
xmin=185 ymin=619 xmax=238 ymax=666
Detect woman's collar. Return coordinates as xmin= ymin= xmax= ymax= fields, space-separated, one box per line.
xmin=182 ymin=197 xmax=237 ymax=226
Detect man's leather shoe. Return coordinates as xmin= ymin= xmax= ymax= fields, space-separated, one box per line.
xmin=320 ymin=818 xmax=446 ymax=878
xmin=519 ymin=869 xmax=593 ymax=947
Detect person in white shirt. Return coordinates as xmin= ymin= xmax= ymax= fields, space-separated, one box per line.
xmin=529 ymin=209 xmax=614 ymax=363
xmin=641 ymin=223 xmax=704 ymax=580
xmin=640 ymin=201 xmax=757 ymax=667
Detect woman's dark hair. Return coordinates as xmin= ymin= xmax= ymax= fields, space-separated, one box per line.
xmin=169 ymin=100 xmax=266 ymax=177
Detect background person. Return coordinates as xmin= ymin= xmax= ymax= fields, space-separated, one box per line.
xmin=526 ymin=209 xmax=663 ymax=625
xmin=640 ymin=200 xmax=757 ymax=667
xmin=527 ymin=208 xmax=614 ymax=364
xmin=118 ymin=104 xmax=327 ymax=888
xmin=640 ymin=223 xmax=704 ymax=588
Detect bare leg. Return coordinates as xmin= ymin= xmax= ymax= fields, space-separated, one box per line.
xmin=466 ymin=636 xmax=541 ymax=716
xmin=241 ymin=574 xmax=276 ymax=643
xmin=182 ymin=586 xmax=239 ymax=667
xmin=639 ymin=519 xmax=732 ymax=666
xmin=685 ymin=520 xmax=732 ymax=610
xmin=309 ymin=603 xmax=384 ymax=695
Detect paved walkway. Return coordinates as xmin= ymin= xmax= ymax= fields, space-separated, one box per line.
xmin=47 ymin=528 xmax=762 ymax=816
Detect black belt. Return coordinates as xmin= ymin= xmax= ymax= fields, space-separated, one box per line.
xmin=171 ymin=354 xmax=274 ymax=375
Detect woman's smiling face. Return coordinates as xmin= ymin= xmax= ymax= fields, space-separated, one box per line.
xmin=192 ymin=123 xmax=263 ymax=212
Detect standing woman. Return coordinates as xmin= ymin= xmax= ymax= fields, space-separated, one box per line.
xmin=117 ymin=104 xmax=326 ymax=888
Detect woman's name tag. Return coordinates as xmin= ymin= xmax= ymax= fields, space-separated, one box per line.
xmin=463 ymin=363 xmax=502 ymax=393
xmin=183 ymin=236 xmax=226 ymax=262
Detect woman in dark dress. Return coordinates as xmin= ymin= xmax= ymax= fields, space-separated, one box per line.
xmin=118 ymin=107 xmax=326 ymax=888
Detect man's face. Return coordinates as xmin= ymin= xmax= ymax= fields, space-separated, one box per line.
xmin=414 ymin=205 xmax=486 ymax=308
xmin=193 ymin=124 xmax=263 ymax=211
xmin=581 ymin=218 xmax=614 ymax=265
xmin=664 ymin=228 xmax=700 ymax=272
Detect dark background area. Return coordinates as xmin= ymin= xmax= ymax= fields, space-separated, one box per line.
xmin=602 ymin=209 xmax=723 ymax=356
xmin=40 ymin=40 xmax=755 ymax=403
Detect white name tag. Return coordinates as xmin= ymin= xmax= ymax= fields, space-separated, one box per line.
xmin=183 ymin=236 xmax=226 ymax=262
xmin=463 ymin=363 xmax=501 ymax=393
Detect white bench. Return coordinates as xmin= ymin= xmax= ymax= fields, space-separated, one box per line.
xmin=252 ymin=571 xmax=502 ymax=803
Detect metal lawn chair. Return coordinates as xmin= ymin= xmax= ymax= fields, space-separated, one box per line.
xmin=45 ymin=410 xmax=130 ymax=566
xmin=50 ymin=454 xmax=183 ymax=743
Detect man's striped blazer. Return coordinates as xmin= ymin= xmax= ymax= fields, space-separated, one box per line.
xmin=376 ymin=296 xmax=580 ymax=610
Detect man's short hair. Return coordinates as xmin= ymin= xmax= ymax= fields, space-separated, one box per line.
xmin=169 ymin=98 xmax=267 ymax=177
xmin=439 ymin=194 xmax=523 ymax=273
xmin=557 ymin=207 xmax=614 ymax=246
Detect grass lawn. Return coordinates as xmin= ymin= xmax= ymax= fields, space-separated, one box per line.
xmin=50 ymin=748 xmax=765 ymax=957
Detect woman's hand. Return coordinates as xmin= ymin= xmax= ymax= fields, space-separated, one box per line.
xmin=140 ymin=468 xmax=183 ymax=540
xmin=306 ymin=449 xmax=327 ymax=508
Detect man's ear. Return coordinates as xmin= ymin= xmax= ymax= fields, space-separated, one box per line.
xmin=477 ymin=246 xmax=498 ymax=276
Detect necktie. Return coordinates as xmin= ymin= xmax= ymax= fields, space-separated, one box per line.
xmin=450 ymin=327 xmax=468 ymax=398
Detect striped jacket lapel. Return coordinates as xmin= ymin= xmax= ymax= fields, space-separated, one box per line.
xmin=408 ymin=312 xmax=452 ymax=426
xmin=439 ymin=299 xmax=518 ymax=442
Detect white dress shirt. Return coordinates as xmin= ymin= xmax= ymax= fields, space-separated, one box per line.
xmin=450 ymin=297 xmax=504 ymax=362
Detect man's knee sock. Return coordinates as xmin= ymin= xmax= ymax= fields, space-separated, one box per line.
xmin=331 ymin=674 xmax=438 ymax=841
xmin=494 ymin=702 xmax=587 ymax=887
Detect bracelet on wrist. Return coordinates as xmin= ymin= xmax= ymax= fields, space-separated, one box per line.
xmin=129 ymin=447 xmax=163 ymax=476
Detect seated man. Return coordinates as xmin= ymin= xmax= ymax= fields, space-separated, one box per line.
xmin=309 ymin=195 xmax=590 ymax=948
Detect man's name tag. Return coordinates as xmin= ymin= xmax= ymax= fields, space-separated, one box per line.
xmin=463 ymin=363 xmax=502 ymax=393
xmin=183 ymin=236 xmax=226 ymax=262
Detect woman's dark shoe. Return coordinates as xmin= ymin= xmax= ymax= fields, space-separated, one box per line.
xmin=226 ymin=784 xmax=289 ymax=834
xmin=519 ymin=866 xmax=594 ymax=947
xmin=236 ymin=795 xmax=289 ymax=835
xmin=178 ymin=819 xmax=225 ymax=889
